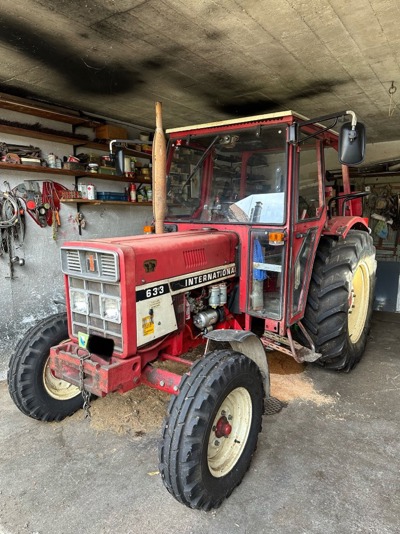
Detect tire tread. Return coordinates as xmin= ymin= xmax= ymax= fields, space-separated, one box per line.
xmin=8 ymin=313 xmax=83 ymax=421
xmin=159 ymin=349 xmax=264 ymax=510
xmin=304 ymin=230 xmax=376 ymax=371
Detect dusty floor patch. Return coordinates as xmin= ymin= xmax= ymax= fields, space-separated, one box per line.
xmin=71 ymin=350 xmax=334 ymax=436
xmin=268 ymin=352 xmax=335 ymax=406
xmin=69 ymin=385 xmax=169 ymax=436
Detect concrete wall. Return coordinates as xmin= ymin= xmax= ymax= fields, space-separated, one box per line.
xmin=0 ymin=110 xmax=153 ymax=376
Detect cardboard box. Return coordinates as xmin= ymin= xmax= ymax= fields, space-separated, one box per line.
xmin=95 ymin=124 xmax=128 ymax=140
xmin=98 ymin=166 xmax=117 ymax=175
xmin=63 ymin=162 xmax=86 ymax=171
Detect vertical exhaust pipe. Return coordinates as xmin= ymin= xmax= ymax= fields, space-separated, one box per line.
xmin=153 ymin=102 xmax=167 ymax=234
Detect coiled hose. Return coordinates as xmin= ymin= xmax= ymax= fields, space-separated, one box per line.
xmin=0 ymin=192 xmax=19 ymax=228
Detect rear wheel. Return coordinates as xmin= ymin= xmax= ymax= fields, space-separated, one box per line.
xmin=8 ymin=313 xmax=82 ymax=421
xmin=303 ymin=230 xmax=376 ymax=371
xmin=159 ymin=349 xmax=264 ymax=510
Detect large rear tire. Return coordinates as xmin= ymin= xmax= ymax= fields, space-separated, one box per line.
xmin=8 ymin=313 xmax=83 ymax=421
xmin=303 ymin=230 xmax=376 ymax=371
xmin=159 ymin=349 xmax=264 ymax=510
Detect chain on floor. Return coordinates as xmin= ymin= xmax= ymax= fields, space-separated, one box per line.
xmin=79 ymin=352 xmax=92 ymax=420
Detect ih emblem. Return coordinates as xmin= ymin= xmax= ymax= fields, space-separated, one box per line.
xmin=144 ymin=259 xmax=157 ymax=273
xmin=86 ymin=253 xmax=98 ymax=273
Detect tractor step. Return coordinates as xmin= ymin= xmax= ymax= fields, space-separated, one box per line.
xmin=261 ymin=332 xmax=321 ymax=363
xmin=264 ymin=396 xmax=286 ymax=415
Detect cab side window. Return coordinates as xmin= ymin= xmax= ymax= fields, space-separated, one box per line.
xmin=297 ymin=138 xmax=323 ymax=220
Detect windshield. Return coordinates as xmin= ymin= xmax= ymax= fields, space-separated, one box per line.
xmin=166 ymin=125 xmax=287 ymax=224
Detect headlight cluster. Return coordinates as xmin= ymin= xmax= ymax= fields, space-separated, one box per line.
xmin=70 ymin=289 xmax=121 ymax=324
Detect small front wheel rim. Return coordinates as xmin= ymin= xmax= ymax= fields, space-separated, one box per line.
xmin=208 ymin=387 xmax=252 ymax=478
xmin=43 ymin=357 xmax=81 ymax=401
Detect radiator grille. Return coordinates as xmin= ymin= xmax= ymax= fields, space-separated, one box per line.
xmin=61 ymin=248 xmax=119 ymax=282
xmin=100 ymin=254 xmax=118 ymax=278
xmin=66 ymin=250 xmax=81 ymax=273
xmin=69 ymin=278 xmax=123 ymax=352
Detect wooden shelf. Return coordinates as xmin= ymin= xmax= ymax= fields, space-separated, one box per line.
xmin=60 ymin=199 xmax=152 ymax=206
xmin=0 ymin=125 xmax=152 ymax=160
xmin=0 ymin=93 xmax=100 ymax=127
xmin=0 ymin=93 xmax=153 ymax=164
xmin=83 ymin=141 xmax=152 ymax=159
xmin=0 ymin=124 xmax=90 ymax=146
xmin=0 ymin=162 xmax=152 ymax=184
xmin=0 ymin=162 xmax=81 ymax=176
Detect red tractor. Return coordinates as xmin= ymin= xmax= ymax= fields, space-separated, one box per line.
xmin=8 ymin=108 xmax=376 ymax=510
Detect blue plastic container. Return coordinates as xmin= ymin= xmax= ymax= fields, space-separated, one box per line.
xmin=96 ymin=192 xmax=128 ymax=201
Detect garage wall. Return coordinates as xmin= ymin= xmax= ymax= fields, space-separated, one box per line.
xmin=0 ymin=109 xmax=153 ymax=376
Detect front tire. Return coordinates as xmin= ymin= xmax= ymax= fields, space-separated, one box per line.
xmin=159 ymin=349 xmax=264 ymax=510
xmin=8 ymin=313 xmax=83 ymax=421
xmin=303 ymin=230 xmax=376 ymax=371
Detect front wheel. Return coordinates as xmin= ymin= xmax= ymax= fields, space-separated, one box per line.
xmin=159 ymin=349 xmax=264 ymax=510
xmin=8 ymin=313 xmax=83 ymax=421
xmin=303 ymin=230 xmax=376 ymax=371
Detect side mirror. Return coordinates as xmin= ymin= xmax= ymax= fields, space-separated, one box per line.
xmin=114 ymin=146 xmax=125 ymax=176
xmin=339 ymin=121 xmax=366 ymax=166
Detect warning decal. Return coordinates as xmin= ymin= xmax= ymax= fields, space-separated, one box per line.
xmin=142 ymin=316 xmax=154 ymax=336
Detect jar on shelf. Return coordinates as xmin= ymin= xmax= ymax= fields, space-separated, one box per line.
xmin=87 ymin=163 xmax=99 ymax=173
xmin=47 ymin=153 xmax=56 ymax=168
xmin=78 ymin=183 xmax=88 ymax=199
xmin=87 ymin=184 xmax=96 ymax=200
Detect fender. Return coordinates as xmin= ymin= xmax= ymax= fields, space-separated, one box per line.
xmin=204 ymin=330 xmax=270 ymax=397
xmin=323 ymin=215 xmax=370 ymax=239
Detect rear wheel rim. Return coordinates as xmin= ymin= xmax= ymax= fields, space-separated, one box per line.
xmin=348 ymin=260 xmax=370 ymax=344
xmin=43 ymin=357 xmax=81 ymax=400
xmin=207 ymin=387 xmax=252 ymax=478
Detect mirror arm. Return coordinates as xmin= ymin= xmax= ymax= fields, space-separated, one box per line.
xmin=290 ymin=119 xmax=338 ymax=146
xmin=345 ymin=110 xmax=357 ymax=130
xmin=109 ymin=138 xmax=137 ymax=155
xmin=288 ymin=110 xmax=359 ymax=146
xmin=296 ymin=110 xmax=358 ymax=130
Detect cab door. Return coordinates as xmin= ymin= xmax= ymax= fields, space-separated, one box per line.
xmin=288 ymin=135 xmax=326 ymax=325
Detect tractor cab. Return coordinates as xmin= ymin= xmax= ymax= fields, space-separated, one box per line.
xmin=165 ymin=110 xmax=367 ymax=338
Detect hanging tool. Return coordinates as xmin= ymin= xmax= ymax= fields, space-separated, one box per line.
xmin=41 ymin=181 xmax=66 ymax=239
xmin=75 ymin=212 xmax=86 ymax=229
xmin=1 ymin=182 xmax=26 ymax=278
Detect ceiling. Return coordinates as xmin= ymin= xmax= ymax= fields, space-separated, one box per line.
xmin=0 ymin=0 xmax=399 ymax=142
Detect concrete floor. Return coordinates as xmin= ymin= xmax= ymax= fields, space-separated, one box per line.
xmin=0 ymin=312 xmax=399 ymax=534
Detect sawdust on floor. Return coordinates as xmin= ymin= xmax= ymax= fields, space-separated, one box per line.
xmin=78 ymin=350 xmax=334 ymax=436
xmin=268 ymin=351 xmax=334 ymax=406
xmin=88 ymin=385 xmax=170 ymax=436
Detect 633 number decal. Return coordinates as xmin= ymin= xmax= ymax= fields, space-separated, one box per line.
xmin=136 ymin=283 xmax=170 ymax=302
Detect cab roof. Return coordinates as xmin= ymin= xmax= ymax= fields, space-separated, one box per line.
xmin=166 ymin=110 xmax=308 ymax=134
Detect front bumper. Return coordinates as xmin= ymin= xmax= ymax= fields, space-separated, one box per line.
xmin=49 ymin=342 xmax=141 ymax=397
